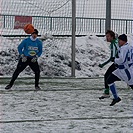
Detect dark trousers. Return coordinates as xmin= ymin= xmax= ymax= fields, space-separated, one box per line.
xmin=107 ymin=73 xmax=133 ymax=89
xmin=9 ymin=57 xmax=40 ymax=87
xmin=104 ymin=63 xmax=117 ymax=88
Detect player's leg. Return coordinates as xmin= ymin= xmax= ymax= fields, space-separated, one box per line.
xmin=107 ymin=74 xmax=121 ymax=106
xmin=99 ymin=63 xmax=117 ymax=99
xmin=5 ymin=60 xmax=28 ymax=89
xmin=29 ymin=61 xmax=41 ymax=90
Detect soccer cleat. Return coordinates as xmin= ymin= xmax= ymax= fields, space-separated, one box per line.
xmin=99 ymin=94 xmax=110 ymax=99
xmin=5 ymin=84 xmax=12 ymax=90
xmin=35 ymin=86 xmax=41 ymax=90
xmin=110 ymin=97 xmax=121 ymax=106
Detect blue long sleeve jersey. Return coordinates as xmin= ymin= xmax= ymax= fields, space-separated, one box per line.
xmin=18 ymin=37 xmax=42 ymax=58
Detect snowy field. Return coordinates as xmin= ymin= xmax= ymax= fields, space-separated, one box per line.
xmin=0 ymin=77 xmax=133 ymax=133
xmin=1 ymin=0 xmax=133 ymax=132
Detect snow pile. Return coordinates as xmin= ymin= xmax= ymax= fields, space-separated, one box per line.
xmin=0 ymin=34 xmax=133 ymax=77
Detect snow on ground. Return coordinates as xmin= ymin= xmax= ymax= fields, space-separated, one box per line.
xmin=0 ymin=34 xmax=133 ymax=77
xmin=0 ymin=34 xmax=133 ymax=132
xmin=0 ymin=78 xmax=133 ymax=133
xmin=1 ymin=34 xmax=133 ymax=77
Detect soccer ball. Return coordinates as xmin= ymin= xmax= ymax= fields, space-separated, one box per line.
xmin=24 ymin=24 xmax=34 ymax=34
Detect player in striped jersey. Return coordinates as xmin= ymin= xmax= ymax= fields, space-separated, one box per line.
xmin=99 ymin=30 xmax=119 ymax=99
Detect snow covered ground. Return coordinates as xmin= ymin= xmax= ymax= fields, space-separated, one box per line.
xmin=0 ymin=34 xmax=133 ymax=77
xmin=0 ymin=78 xmax=133 ymax=133
xmin=1 ymin=1 xmax=133 ymax=132
xmin=0 ymin=34 xmax=133 ymax=132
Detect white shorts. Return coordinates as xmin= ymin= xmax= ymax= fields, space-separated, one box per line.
xmin=113 ymin=66 xmax=133 ymax=85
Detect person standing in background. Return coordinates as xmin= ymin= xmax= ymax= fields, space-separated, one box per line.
xmin=5 ymin=29 xmax=42 ymax=90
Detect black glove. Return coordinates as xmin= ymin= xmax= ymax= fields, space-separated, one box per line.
xmin=98 ymin=64 xmax=104 ymax=68
xmin=111 ymin=57 xmax=115 ymax=62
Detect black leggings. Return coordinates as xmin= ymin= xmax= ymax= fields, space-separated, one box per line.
xmin=9 ymin=57 xmax=40 ymax=87
xmin=107 ymin=73 xmax=133 ymax=89
xmin=104 ymin=63 xmax=117 ymax=88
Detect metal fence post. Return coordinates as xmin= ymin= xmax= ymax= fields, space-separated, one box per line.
xmin=50 ymin=17 xmax=52 ymax=31
xmin=126 ymin=20 xmax=127 ymax=34
xmin=4 ymin=15 xmax=5 ymax=28
xmin=105 ymin=0 xmax=111 ymax=33
xmin=71 ymin=0 xmax=76 ymax=77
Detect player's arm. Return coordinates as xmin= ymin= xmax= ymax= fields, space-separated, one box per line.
xmin=99 ymin=58 xmax=111 ymax=68
xmin=17 ymin=39 xmax=28 ymax=62
xmin=36 ymin=42 xmax=42 ymax=57
xmin=115 ymin=47 xmax=127 ymax=65
xmin=99 ymin=43 xmax=114 ymax=68
xmin=18 ymin=40 xmax=25 ymax=55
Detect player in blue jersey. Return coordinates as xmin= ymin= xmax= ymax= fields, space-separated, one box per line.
xmin=107 ymin=34 xmax=133 ymax=106
xmin=5 ymin=29 xmax=42 ymax=90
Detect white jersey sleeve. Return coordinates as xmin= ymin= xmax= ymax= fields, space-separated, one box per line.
xmin=113 ymin=43 xmax=133 ymax=85
xmin=115 ymin=43 xmax=133 ymax=67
